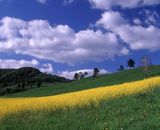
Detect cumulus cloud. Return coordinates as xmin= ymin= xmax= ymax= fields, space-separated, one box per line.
xmin=40 ymin=63 xmax=53 ymax=73
xmin=0 ymin=17 xmax=127 ymax=65
xmin=133 ymin=18 xmax=142 ymax=25
xmin=0 ymin=59 xmax=39 ymax=69
xmin=0 ymin=58 xmax=53 ymax=73
xmin=143 ymin=10 xmax=160 ymax=26
xmin=89 ymin=0 xmax=160 ymax=10
xmin=96 ymin=11 xmax=160 ymax=51
xmin=59 ymin=68 xmax=110 ymax=79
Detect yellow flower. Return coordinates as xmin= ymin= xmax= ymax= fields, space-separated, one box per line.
xmin=0 ymin=76 xmax=160 ymax=118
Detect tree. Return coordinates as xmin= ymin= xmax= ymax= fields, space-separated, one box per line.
xmin=74 ymin=73 xmax=79 ymax=80
xmin=6 ymin=88 xmax=12 ymax=95
xmin=118 ymin=65 xmax=124 ymax=71
xmin=127 ymin=59 xmax=135 ymax=69
xmin=21 ymin=81 xmax=25 ymax=89
xmin=93 ymin=68 xmax=99 ymax=78
xmin=78 ymin=72 xmax=85 ymax=79
xmin=141 ymin=56 xmax=152 ymax=77
xmin=37 ymin=80 xmax=42 ymax=88
xmin=17 ymin=82 xmax=21 ymax=89
xmin=28 ymin=79 xmax=33 ymax=88
xmin=84 ymin=72 xmax=88 ymax=77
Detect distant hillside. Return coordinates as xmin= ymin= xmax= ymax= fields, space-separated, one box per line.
xmin=0 ymin=67 xmax=67 ymax=95
xmin=1 ymin=73 xmax=160 ymax=130
xmin=8 ymin=65 xmax=160 ymax=98
xmin=0 ymin=69 xmax=14 ymax=77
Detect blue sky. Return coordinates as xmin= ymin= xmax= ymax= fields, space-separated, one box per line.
xmin=0 ymin=0 xmax=160 ymax=78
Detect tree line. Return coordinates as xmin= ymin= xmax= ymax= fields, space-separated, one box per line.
xmin=73 ymin=56 xmax=152 ymax=80
xmin=0 ymin=67 xmax=67 ymax=95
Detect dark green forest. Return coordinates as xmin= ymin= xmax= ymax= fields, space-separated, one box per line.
xmin=0 ymin=67 xmax=67 ymax=95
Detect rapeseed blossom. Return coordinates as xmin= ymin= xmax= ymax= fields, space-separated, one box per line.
xmin=0 ymin=76 xmax=160 ymax=118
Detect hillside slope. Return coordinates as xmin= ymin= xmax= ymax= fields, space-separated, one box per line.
xmin=0 ymin=76 xmax=160 ymax=130
xmin=0 ymin=67 xmax=67 ymax=95
xmin=8 ymin=65 xmax=160 ymax=97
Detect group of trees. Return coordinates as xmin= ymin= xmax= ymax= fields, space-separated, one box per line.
xmin=0 ymin=56 xmax=152 ymax=95
xmin=119 ymin=56 xmax=152 ymax=76
xmin=74 ymin=68 xmax=100 ymax=80
xmin=74 ymin=56 xmax=152 ymax=81
xmin=0 ymin=67 xmax=68 ymax=95
xmin=74 ymin=59 xmax=136 ymax=81
xmin=118 ymin=59 xmax=136 ymax=71
xmin=74 ymin=72 xmax=88 ymax=80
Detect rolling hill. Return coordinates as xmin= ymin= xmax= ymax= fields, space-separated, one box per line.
xmin=7 ymin=65 xmax=160 ymax=98
xmin=0 ymin=67 xmax=67 ymax=95
xmin=0 ymin=65 xmax=160 ymax=130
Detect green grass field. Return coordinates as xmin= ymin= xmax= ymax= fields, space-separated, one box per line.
xmin=1 ymin=86 xmax=160 ymax=130
xmin=1 ymin=65 xmax=160 ymax=130
xmin=7 ymin=65 xmax=160 ymax=98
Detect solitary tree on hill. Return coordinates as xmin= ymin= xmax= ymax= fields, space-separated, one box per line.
xmin=127 ymin=59 xmax=135 ymax=69
xmin=78 ymin=72 xmax=85 ymax=79
xmin=84 ymin=72 xmax=88 ymax=77
xmin=118 ymin=65 xmax=124 ymax=71
xmin=74 ymin=73 xmax=79 ymax=80
xmin=93 ymin=68 xmax=99 ymax=78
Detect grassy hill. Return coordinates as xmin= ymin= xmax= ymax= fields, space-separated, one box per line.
xmin=8 ymin=65 xmax=160 ymax=97
xmin=0 ymin=76 xmax=160 ymax=130
xmin=1 ymin=86 xmax=160 ymax=130
xmin=0 ymin=65 xmax=160 ymax=130
xmin=0 ymin=67 xmax=67 ymax=95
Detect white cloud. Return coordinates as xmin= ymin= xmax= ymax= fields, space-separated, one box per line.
xmin=59 ymin=68 xmax=110 ymax=79
xmin=96 ymin=11 xmax=126 ymax=29
xmin=89 ymin=0 xmax=160 ymax=10
xmin=36 ymin=0 xmax=47 ymax=4
xmin=0 ymin=17 xmax=127 ymax=65
xmin=143 ymin=10 xmax=160 ymax=26
xmin=133 ymin=18 xmax=142 ymax=25
xmin=0 ymin=59 xmax=39 ymax=69
xmin=40 ymin=63 xmax=53 ymax=73
xmin=0 ymin=58 xmax=53 ymax=73
xmin=96 ymin=11 xmax=160 ymax=51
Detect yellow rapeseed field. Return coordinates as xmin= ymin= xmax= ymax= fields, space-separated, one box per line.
xmin=0 ymin=76 xmax=160 ymax=118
